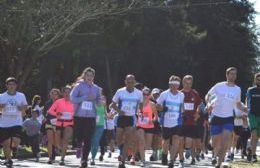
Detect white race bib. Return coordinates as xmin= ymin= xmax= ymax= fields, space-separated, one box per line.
xmin=167 ymin=112 xmax=179 ymax=120
xmin=224 ymin=93 xmax=235 ymax=101
xmin=139 ymin=117 xmax=149 ymax=125
xmin=167 ymin=105 xmax=179 ymax=112
xmin=60 ymin=112 xmax=72 ymax=120
xmin=234 ymin=118 xmax=243 ymax=126
xmin=121 ymin=101 xmax=136 ymax=115
xmin=96 ymin=116 xmax=100 ymax=123
xmin=81 ymin=101 xmax=93 ymax=111
xmin=184 ymin=103 xmax=195 ymax=111
xmin=50 ymin=118 xmax=57 ymax=125
xmin=3 ymin=105 xmax=18 ymax=118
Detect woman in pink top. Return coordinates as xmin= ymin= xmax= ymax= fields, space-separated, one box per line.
xmin=48 ymin=85 xmax=74 ymax=165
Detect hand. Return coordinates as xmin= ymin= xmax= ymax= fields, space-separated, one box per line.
xmin=17 ymin=105 xmax=27 ymax=111
xmin=205 ymin=105 xmax=213 ymax=114
xmin=194 ymin=113 xmax=200 ymax=121
xmin=87 ymin=94 xmax=95 ymax=101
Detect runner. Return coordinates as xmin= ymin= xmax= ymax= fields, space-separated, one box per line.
xmin=179 ymin=75 xmax=201 ymax=167
xmin=70 ymin=67 xmax=101 ymax=168
xmin=43 ymin=88 xmax=60 ymax=164
xmin=150 ymin=88 xmax=162 ymax=162
xmin=136 ymin=87 xmax=158 ymax=167
xmin=31 ymin=95 xmax=44 ymax=124
xmin=47 ymin=85 xmax=74 ymax=165
xmin=90 ymin=90 xmax=106 ymax=165
xmin=110 ymin=74 xmax=143 ymax=168
xmin=0 ymin=77 xmax=28 ymax=167
xmin=246 ymin=72 xmax=260 ymax=162
xmin=156 ymin=75 xmax=184 ymax=168
xmin=205 ymin=67 xmax=247 ymax=168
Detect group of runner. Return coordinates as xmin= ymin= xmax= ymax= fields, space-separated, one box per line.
xmin=0 ymin=66 xmax=260 ymax=168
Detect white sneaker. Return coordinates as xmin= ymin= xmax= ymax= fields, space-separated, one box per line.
xmin=140 ymin=161 xmax=146 ymax=167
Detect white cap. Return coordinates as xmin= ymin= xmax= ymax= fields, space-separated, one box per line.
xmin=152 ymin=88 xmax=160 ymax=94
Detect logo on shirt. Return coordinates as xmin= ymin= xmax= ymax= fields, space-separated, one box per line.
xmin=7 ymin=99 xmax=17 ymax=106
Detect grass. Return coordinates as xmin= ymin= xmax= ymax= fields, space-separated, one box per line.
xmin=0 ymin=146 xmax=48 ymax=158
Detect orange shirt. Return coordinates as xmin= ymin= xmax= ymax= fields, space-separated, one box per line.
xmin=48 ymin=98 xmax=74 ymax=127
xmin=137 ymin=101 xmax=154 ymax=129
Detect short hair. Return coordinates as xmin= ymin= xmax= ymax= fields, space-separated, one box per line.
xmin=32 ymin=109 xmax=40 ymax=116
xmin=169 ymin=75 xmax=181 ymax=82
xmin=226 ymin=67 xmax=237 ymax=75
xmin=183 ymin=75 xmax=193 ymax=82
xmin=5 ymin=77 xmax=17 ymax=84
xmin=255 ymin=72 xmax=260 ymax=79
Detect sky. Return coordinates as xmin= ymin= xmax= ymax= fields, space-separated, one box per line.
xmin=249 ymin=0 xmax=260 ymax=27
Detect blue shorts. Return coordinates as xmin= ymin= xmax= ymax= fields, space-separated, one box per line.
xmin=210 ymin=116 xmax=234 ymax=136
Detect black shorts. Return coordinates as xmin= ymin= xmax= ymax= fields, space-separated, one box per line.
xmin=180 ymin=125 xmax=201 ymax=139
xmin=0 ymin=126 xmax=22 ymax=143
xmin=152 ymin=121 xmax=162 ymax=134
xmin=117 ymin=116 xmax=134 ymax=128
xmin=234 ymin=126 xmax=243 ymax=137
xmin=74 ymin=117 xmax=96 ymax=144
xmin=136 ymin=127 xmax=155 ymax=134
xmin=162 ymin=126 xmax=181 ymax=140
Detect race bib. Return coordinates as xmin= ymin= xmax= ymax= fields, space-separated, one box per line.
xmin=96 ymin=115 xmax=100 ymax=123
xmin=4 ymin=105 xmax=18 ymax=116
xmin=234 ymin=118 xmax=243 ymax=126
xmin=167 ymin=105 xmax=179 ymax=112
xmin=184 ymin=103 xmax=195 ymax=111
xmin=224 ymin=93 xmax=236 ymax=101
xmin=139 ymin=117 xmax=149 ymax=125
xmin=81 ymin=101 xmax=93 ymax=111
xmin=60 ymin=112 xmax=72 ymax=120
xmin=167 ymin=112 xmax=179 ymax=120
xmin=50 ymin=118 xmax=57 ymax=125
xmin=121 ymin=101 xmax=136 ymax=114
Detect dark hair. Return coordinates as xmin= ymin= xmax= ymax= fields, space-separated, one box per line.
xmin=62 ymin=85 xmax=72 ymax=92
xmin=5 ymin=77 xmax=17 ymax=84
xmin=32 ymin=95 xmax=41 ymax=109
xmin=226 ymin=67 xmax=237 ymax=75
xmin=32 ymin=109 xmax=40 ymax=116
xmin=75 ymin=67 xmax=95 ymax=82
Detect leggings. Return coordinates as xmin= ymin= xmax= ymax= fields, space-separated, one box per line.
xmin=74 ymin=117 xmax=96 ymax=161
xmin=91 ymin=126 xmax=104 ymax=160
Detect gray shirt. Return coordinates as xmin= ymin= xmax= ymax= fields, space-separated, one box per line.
xmin=23 ymin=118 xmax=41 ymax=136
xmin=70 ymin=80 xmax=101 ymax=118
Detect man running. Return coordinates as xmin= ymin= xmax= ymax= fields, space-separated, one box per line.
xmin=157 ymin=75 xmax=184 ymax=168
xmin=110 ymin=74 xmax=143 ymax=168
xmin=179 ymin=75 xmax=201 ymax=167
xmin=205 ymin=67 xmax=247 ymax=168
xmin=0 ymin=77 xmax=28 ymax=167
xmin=246 ymin=72 xmax=260 ymax=162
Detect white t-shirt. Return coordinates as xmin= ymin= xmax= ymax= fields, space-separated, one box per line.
xmin=207 ymin=82 xmax=241 ymax=118
xmin=112 ymin=87 xmax=143 ymax=116
xmin=104 ymin=119 xmax=115 ymax=130
xmin=157 ymin=89 xmax=184 ymax=128
xmin=33 ymin=105 xmax=44 ymax=124
xmin=0 ymin=92 xmax=28 ymax=127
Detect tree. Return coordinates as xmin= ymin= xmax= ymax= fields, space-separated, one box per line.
xmin=0 ymin=0 xmax=163 ymax=89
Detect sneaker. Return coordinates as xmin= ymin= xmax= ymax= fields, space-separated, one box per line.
xmin=4 ymin=159 xmax=13 ymax=167
xmin=118 ymin=155 xmax=122 ymax=161
xmin=162 ymin=154 xmax=168 ymax=165
xmin=196 ymin=154 xmax=200 ymax=162
xmin=168 ymin=160 xmax=174 ymax=168
xmin=252 ymin=154 xmax=258 ymax=163
xmin=99 ymin=155 xmax=104 ymax=161
xmin=59 ymin=160 xmax=65 ymax=166
xmin=140 ymin=161 xmax=146 ymax=167
xmin=230 ymin=153 xmax=234 ymax=161
xmin=130 ymin=157 xmax=135 ymax=165
xmin=108 ymin=152 xmax=112 ymax=158
xmin=118 ymin=162 xmax=126 ymax=168
xmin=190 ymin=158 xmax=195 ymax=165
xmin=80 ymin=161 xmax=88 ymax=168
xmin=47 ymin=160 xmax=53 ymax=164
xmin=76 ymin=147 xmax=82 ymax=159
xmin=90 ymin=160 xmax=95 ymax=165
xmin=201 ymin=153 xmax=205 ymax=160
xmin=185 ymin=149 xmax=191 ymax=159
xmin=178 ymin=160 xmax=184 ymax=168
xmin=211 ymin=157 xmax=217 ymax=165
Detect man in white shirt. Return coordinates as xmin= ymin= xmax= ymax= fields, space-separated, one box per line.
xmin=0 ymin=77 xmax=28 ymax=167
xmin=156 ymin=75 xmax=184 ymax=168
xmin=110 ymin=74 xmax=143 ymax=168
xmin=205 ymin=67 xmax=247 ymax=168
